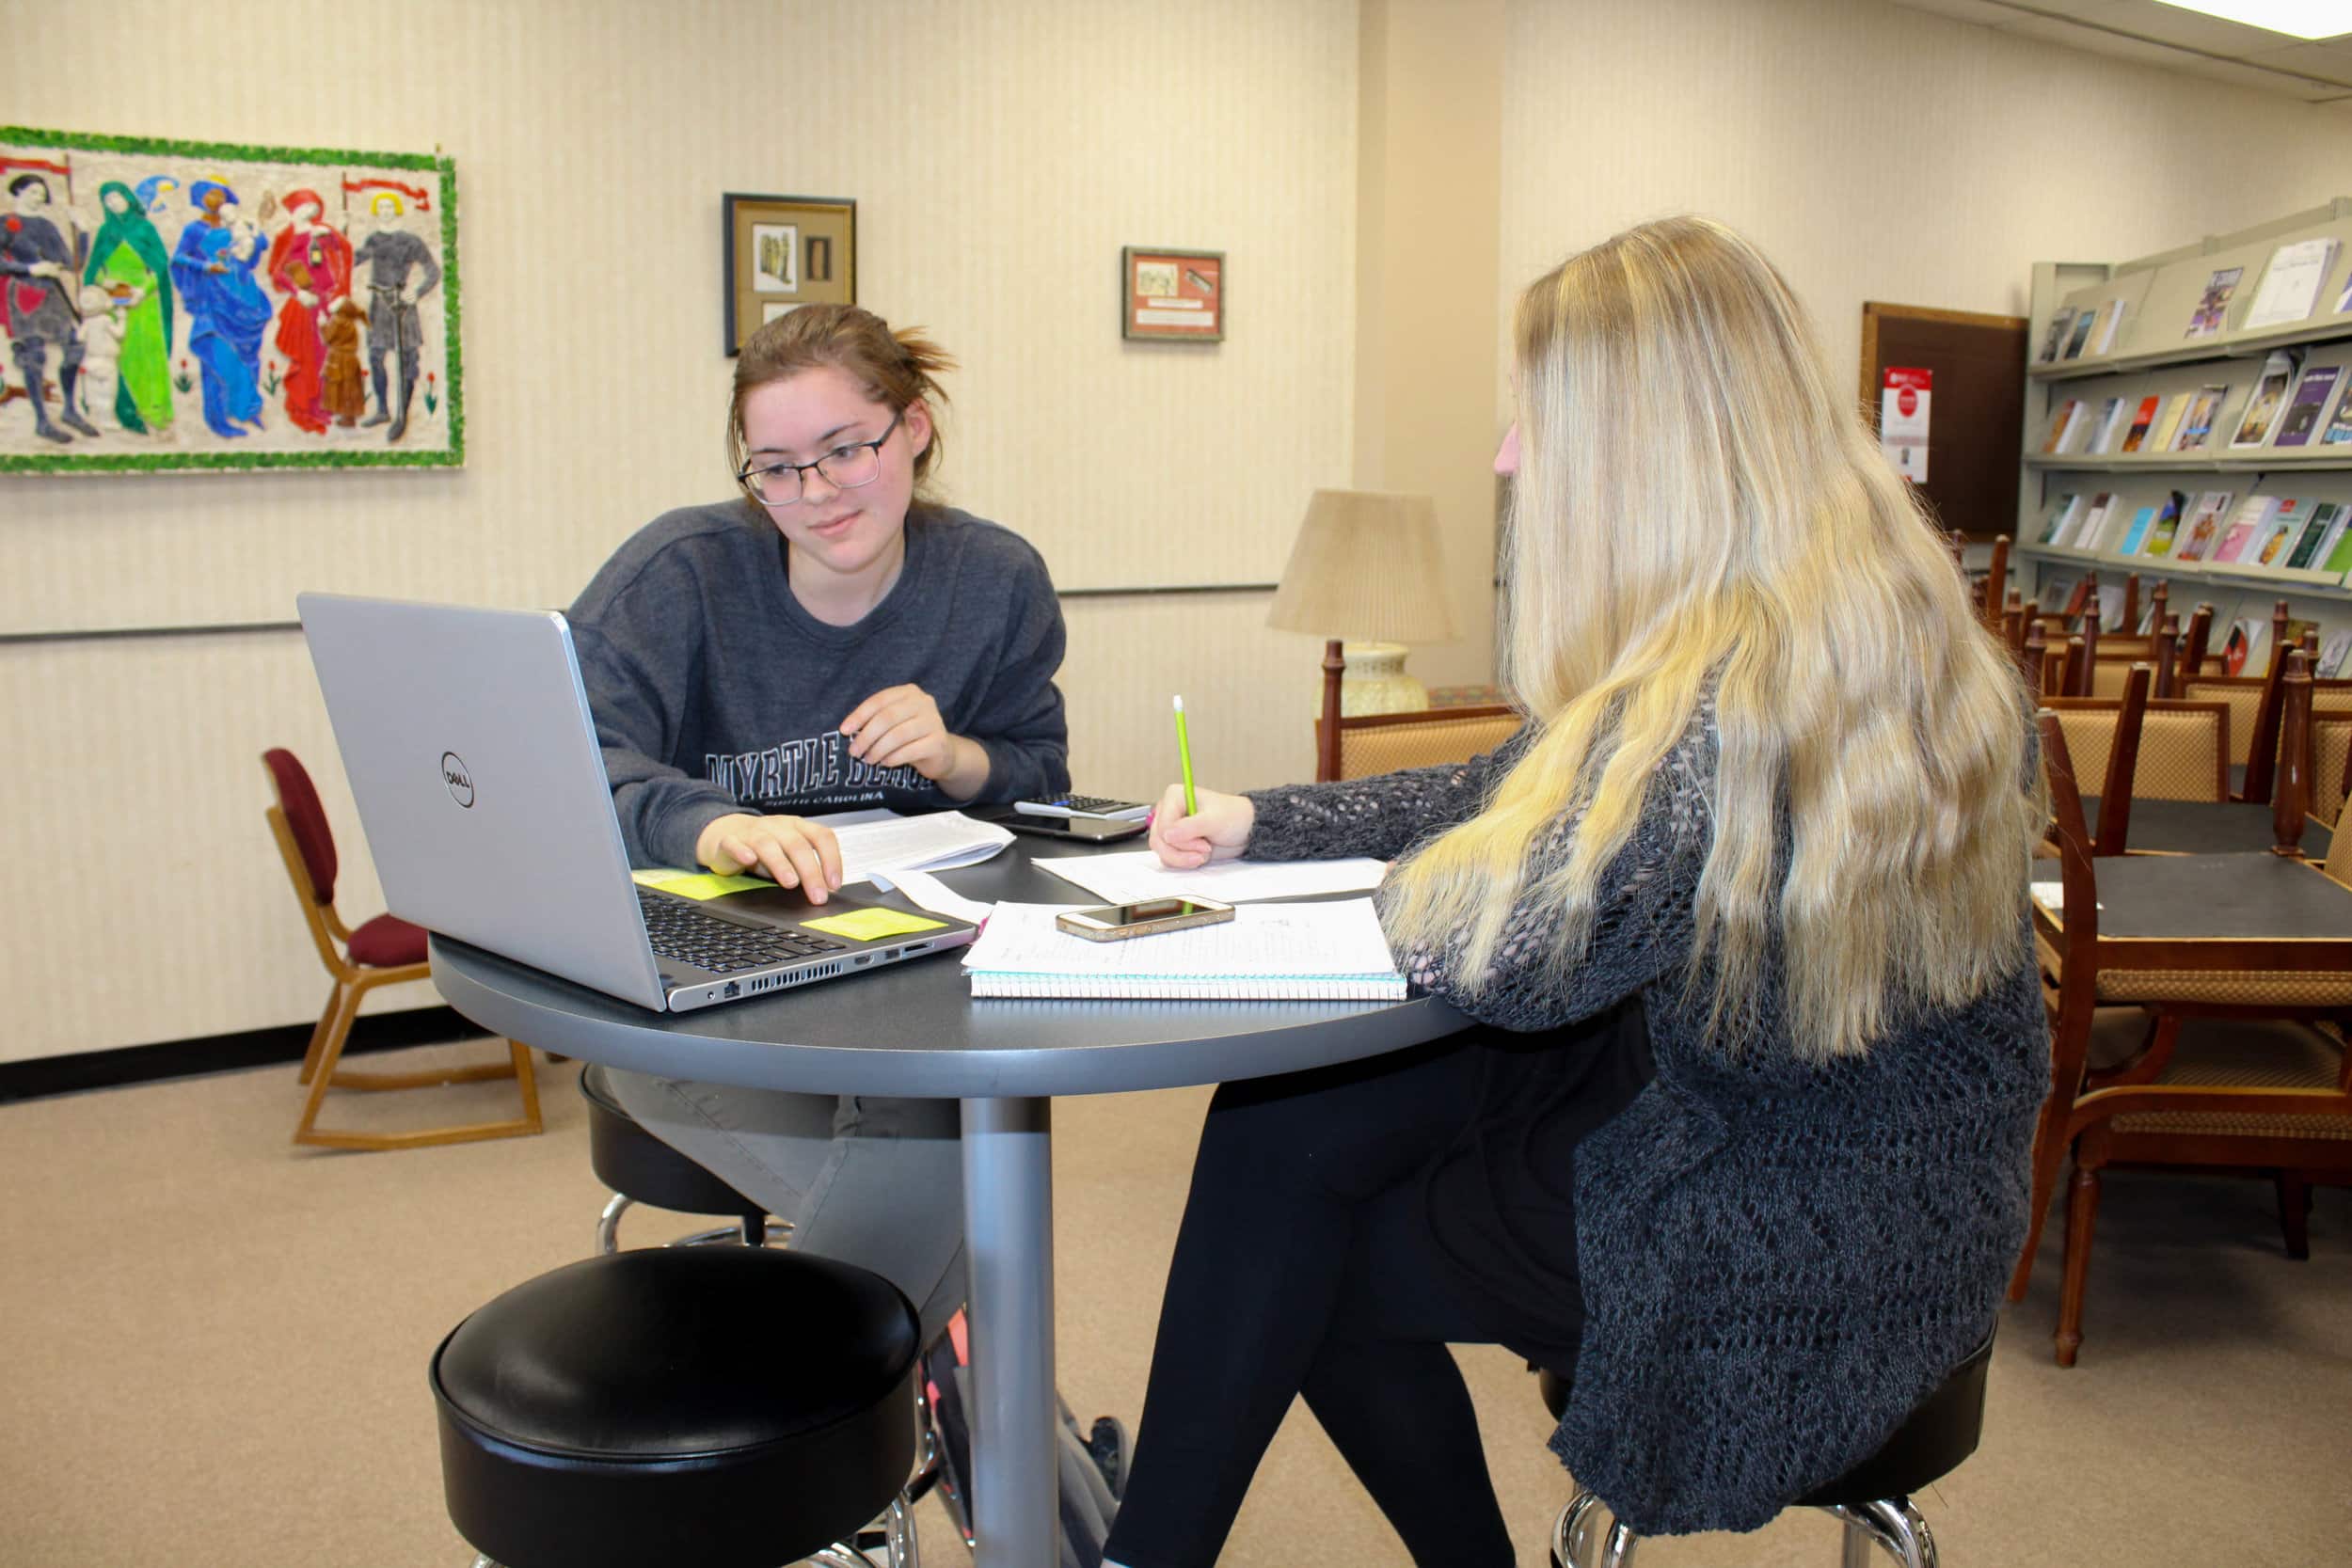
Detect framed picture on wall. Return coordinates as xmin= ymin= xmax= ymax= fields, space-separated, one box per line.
xmin=1122 ymin=246 xmax=1223 ymax=342
xmin=0 ymin=123 xmax=462 ymax=474
xmin=723 ymin=193 xmax=854 ymax=356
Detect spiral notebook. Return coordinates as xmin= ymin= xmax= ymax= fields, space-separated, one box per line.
xmin=963 ymin=899 xmax=1407 ymax=1001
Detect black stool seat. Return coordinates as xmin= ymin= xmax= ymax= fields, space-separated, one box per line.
xmin=580 ymin=1063 xmax=766 ymax=1224
xmin=432 ymin=1246 xmax=919 ymax=1568
xmin=1537 ymin=1329 xmax=1994 ymax=1509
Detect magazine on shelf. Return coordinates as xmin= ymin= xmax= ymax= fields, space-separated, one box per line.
xmin=2174 ymin=385 xmax=2230 ymax=451
xmin=2211 ymin=496 xmax=2278 ymax=564
xmin=2230 ymin=351 xmax=2302 ymax=448
xmin=2036 ymin=306 xmax=2078 ymax=364
xmin=2251 ymin=498 xmax=2303 ymax=569
xmin=2283 ymin=500 xmax=2345 ymax=571
xmin=2088 ymin=396 xmax=2129 ymax=454
xmin=2339 ymin=266 xmax=2352 ymax=315
xmin=2147 ymin=393 xmax=2189 ymax=452
xmin=2039 ymin=493 xmax=2082 ymax=545
xmin=2114 ymin=503 xmax=2160 ymax=557
xmin=2322 ymin=388 xmax=2352 ymax=446
xmin=2219 ymin=615 xmax=2273 ymax=677
xmin=2119 ymin=395 xmax=2162 ymax=453
xmin=2241 ymin=237 xmax=2342 ymax=332
xmin=2185 ymin=266 xmax=2243 ymax=338
xmin=2143 ymin=490 xmax=2187 ymax=557
xmin=2090 ymin=298 xmax=2129 ymax=356
xmin=2091 ymin=494 xmax=2137 ymax=552
xmin=2319 ymin=629 xmax=2352 ymax=679
xmin=2273 ymin=365 xmax=2342 ymax=449
xmin=2053 ymin=492 xmax=2107 ymax=549
xmin=2172 ymin=491 xmax=2234 ymax=562
xmin=2325 ymin=510 xmax=2352 ymax=578
xmin=2061 ymin=309 xmax=2097 ymax=360
xmin=2040 ymin=399 xmax=2086 ymax=453
xmin=2095 ymin=583 xmax=2128 ymax=631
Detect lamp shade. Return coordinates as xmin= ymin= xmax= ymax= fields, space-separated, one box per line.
xmin=1265 ymin=489 xmax=1457 ymax=644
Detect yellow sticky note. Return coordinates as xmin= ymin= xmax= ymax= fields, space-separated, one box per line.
xmin=803 ymin=907 xmax=952 ymax=941
xmin=631 ymin=868 xmax=771 ymax=901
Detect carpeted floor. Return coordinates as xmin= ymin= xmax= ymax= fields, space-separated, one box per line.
xmin=4 ymin=1038 xmax=2347 ymax=1566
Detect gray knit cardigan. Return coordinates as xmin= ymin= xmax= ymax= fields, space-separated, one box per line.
xmin=1243 ymin=712 xmax=2046 ymax=1536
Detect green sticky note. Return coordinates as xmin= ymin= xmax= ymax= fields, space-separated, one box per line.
xmin=803 ymin=907 xmax=951 ymax=941
xmin=631 ymin=868 xmax=771 ymax=901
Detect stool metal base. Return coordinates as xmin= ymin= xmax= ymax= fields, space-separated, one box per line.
xmin=594 ymin=1191 xmax=793 ymax=1255
xmin=1551 ymin=1488 xmax=1939 ymax=1568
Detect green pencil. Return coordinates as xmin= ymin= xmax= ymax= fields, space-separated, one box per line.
xmin=1173 ymin=694 xmax=1198 ymax=816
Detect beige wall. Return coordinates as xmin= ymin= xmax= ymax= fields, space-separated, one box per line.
xmin=1497 ymin=0 xmax=2350 ymax=405
xmin=1354 ymin=0 xmax=1508 ymax=691
xmin=9 ymin=0 xmax=2350 ymax=1064
xmin=0 ymin=0 xmax=1359 ymax=1061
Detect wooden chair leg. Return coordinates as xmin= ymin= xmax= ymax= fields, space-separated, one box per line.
xmin=2010 ymin=1003 xmax=2090 ymax=1300
xmin=295 ymin=982 xmax=342 ymax=1086
xmin=292 ymin=980 xmax=365 ymax=1147
xmin=2278 ymin=1170 xmax=2312 ymax=1261
xmin=2056 ymin=1161 xmax=2103 ymax=1368
xmin=294 ymin=974 xmax=545 ymax=1153
xmin=510 ymin=1038 xmax=545 ymax=1133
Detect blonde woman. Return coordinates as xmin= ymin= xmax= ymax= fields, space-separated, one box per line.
xmin=1099 ymin=217 xmax=2047 ymax=1566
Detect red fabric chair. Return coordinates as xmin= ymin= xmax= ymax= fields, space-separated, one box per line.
xmin=263 ymin=748 xmax=543 ymax=1150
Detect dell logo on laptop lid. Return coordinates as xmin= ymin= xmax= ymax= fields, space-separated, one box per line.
xmin=441 ymin=752 xmax=475 ymax=808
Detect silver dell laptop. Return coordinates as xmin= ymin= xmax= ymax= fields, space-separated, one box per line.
xmin=297 ymin=593 xmax=978 ymax=1012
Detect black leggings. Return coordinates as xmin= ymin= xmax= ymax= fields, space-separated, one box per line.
xmin=1101 ymin=1036 xmax=1571 ymax=1568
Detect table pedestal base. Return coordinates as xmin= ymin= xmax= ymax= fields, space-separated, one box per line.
xmin=961 ymin=1095 xmax=1060 ymax=1567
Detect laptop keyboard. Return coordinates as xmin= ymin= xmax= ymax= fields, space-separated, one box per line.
xmin=637 ymin=888 xmax=851 ymax=974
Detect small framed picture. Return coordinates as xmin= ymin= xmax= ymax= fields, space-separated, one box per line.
xmin=723 ymin=193 xmax=856 ymax=356
xmin=1122 ymin=245 xmax=1224 ymax=342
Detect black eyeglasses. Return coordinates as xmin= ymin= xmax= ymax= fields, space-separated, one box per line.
xmin=737 ymin=411 xmax=903 ymax=505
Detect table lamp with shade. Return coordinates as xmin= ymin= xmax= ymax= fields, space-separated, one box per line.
xmin=1265 ymin=488 xmax=1458 ymax=778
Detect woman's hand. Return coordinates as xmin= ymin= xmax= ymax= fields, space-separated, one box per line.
xmin=1148 ymin=785 xmax=1253 ymax=869
xmin=694 ymin=812 xmax=844 ymax=903
xmin=840 ymin=684 xmax=990 ymax=797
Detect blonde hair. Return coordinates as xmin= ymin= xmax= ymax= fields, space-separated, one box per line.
xmin=729 ymin=303 xmax=954 ymax=497
xmin=1381 ymin=216 xmax=2038 ymax=1060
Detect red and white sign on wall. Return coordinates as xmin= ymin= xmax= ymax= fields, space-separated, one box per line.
xmin=1879 ymin=366 xmax=1931 ymax=483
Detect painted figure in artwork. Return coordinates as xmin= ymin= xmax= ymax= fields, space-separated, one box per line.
xmin=2 ymin=173 xmax=98 ymax=444
xmin=84 ymin=180 xmax=176 ymax=436
xmin=351 ymin=193 xmax=440 ymax=441
xmin=73 ymin=284 xmax=127 ymax=428
xmin=321 ymin=295 xmax=368 ymax=426
xmin=169 ymin=179 xmax=271 ymax=438
xmin=265 ymin=187 xmax=352 ymax=436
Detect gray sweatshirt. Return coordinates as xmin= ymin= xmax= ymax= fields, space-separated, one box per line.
xmin=571 ymin=499 xmax=1071 ymax=869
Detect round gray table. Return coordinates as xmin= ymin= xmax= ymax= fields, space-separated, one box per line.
xmin=431 ymin=835 xmax=1464 ymax=1568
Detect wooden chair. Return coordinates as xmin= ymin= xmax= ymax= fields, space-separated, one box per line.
xmin=2016 ymin=678 xmax=2352 ymax=1364
xmin=2312 ymin=708 xmax=2352 ymax=831
xmin=263 ymin=748 xmax=544 ymax=1151
xmin=2179 ymin=639 xmax=2352 ymax=801
xmin=1316 ymin=705 xmax=1522 ymax=783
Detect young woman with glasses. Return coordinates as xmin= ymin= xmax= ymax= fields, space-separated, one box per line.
xmin=568 ymin=302 xmax=1071 ymax=1344
xmin=1102 ymin=217 xmax=2048 ymax=1565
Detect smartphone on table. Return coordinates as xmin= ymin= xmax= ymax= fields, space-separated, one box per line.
xmin=1016 ymin=793 xmax=1152 ymax=821
xmin=1056 ymin=896 xmax=1235 ymax=942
